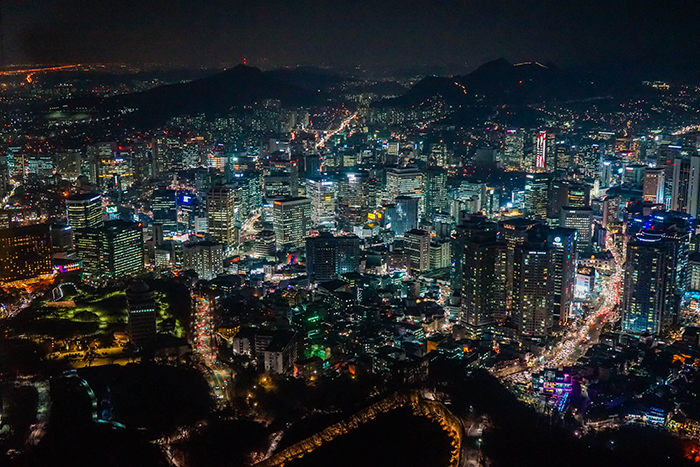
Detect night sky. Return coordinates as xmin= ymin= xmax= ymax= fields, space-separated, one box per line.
xmin=2 ymin=0 xmax=700 ymax=70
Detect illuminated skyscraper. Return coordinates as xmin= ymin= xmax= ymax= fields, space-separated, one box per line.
xmin=66 ymin=193 xmax=103 ymax=229
xmin=385 ymin=196 xmax=419 ymax=236
xmin=75 ymin=220 xmax=143 ymax=278
xmin=152 ymin=188 xmax=178 ymax=237
xmin=272 ymin=197 xmax=311 ymax=249
xmin=513 ymin=241 xmax=554 ymax=337
xmin=183 ymin=241 xmax=224 ymax=281
xmin=503 ymin=129 xmax=525 ymax=170
xmin=0 ymin=224 xmax=53 ymax=283
xmin=535 ymin=130 xmax=547 ymax=170
xmin=670 ymin=152 xmax=700 ymax=218
xmin=461 ymin=226 xmax=506 ymax=337
xmin=560 ymin=206 xmax=593 ymax=254
xmin=524 ymin=173 xmax=550 ymax=219
xmin=404 ymin=229 xmax=430 ymax=273
xmin=305 ymin=232 xmax=361 ymax=282
xmin=207 ymin=186 xmax=238 ymax=247
xmin=306 ymin=178 xmax=336 ymax=228
xmin=643 ymin=168 xmax=665 ymax=204
xmin=386 ymin=166 xmax=423 ymax=207
xmin=424 ymin=167 xmax=448 ymax=215
xmin=548 ymin=228 xmax=577 ymax=326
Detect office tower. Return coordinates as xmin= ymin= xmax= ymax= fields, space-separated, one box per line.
xmin=305 ymin=232 xmax=361 ymax=282
xmin=424 ymin=167 xmax=448 ymax=215
xmin=602 ymin=195 xmax=621 ymax=228
xmin=385 ymin=196 xmax=419 ymax=236
xmin=234 ymin=170 xmax=263 ymax=214
xmin=51 ymin=223 xmax=74 ymax=253
xmin=207 ymin=186 xmax=238 ymax=247
xmin=623 ymin=213 xmax=690 ymax=334
xmin=255 ymin=230 xmax=276 ymax=257
xmin=404 ymin=229 xmax=431 ymax=273
xmin=337 ymin=172 xmax=370 ymax=229
xmin=386 ymin=166 xmax=423 ymax=205
xmin=560 ymin=206 xmax=593 ymax=254
xmin=306 ymin=178 xmax=336 ymax=228
xmin=513 ymin=240 xmax=554 ymax=337
xmin=429 ymin=240 xmax=452 ymax=270
xmin=263 ymin=158 xmax=299 ymax=198
xmin=183 ymin=241 xmax=224 ymax=281
xmin=643 ymin=168 xmax=665 ymax=204
xmin=94 ymin=143 xmax=134 ymax=191
xmin=535 ymin=130 xmax=547 ymax=170
xmin=126 ymin=281 xmax=157 ymax=347
xmin=272 ymin=197 xmax=311 ymax=249
xmin=461 ymin=226 xmax=506 ymax=337
xmin=152 ymin=188 xmax=178 ymax=237
xmin=548 ymin=228 xmax=577 ymax=326
xmin=552 ymin=143 xmax=571 ymax=173
xmin=623 ymin=232 xmax=675 ymax=334
xmin=498 ymin=218 xmax=540 ymax=313
xmin=452 ymin=214 xmax=498 ymax=290
xmin=66 ymin=193 xmax=103 ymax=229
xmin=75 ymin=220 xmax=143 ymax=278
xmin=671 ymin=152 xmax=700 ymax=217
xmin=524 ymin=173 xmax=550 ymax=219
xmin=503 ymin=129 xmax=525 ymax=170
xmin=0 ymin=224 xmax=53 ymax=283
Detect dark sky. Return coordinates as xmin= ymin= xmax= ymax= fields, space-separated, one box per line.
xmin=3 ymin=0 xmax=699 ymax=70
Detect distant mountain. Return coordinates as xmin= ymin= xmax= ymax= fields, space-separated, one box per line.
xmin=376 ymin=57 xmax=643 ymax=110
xmin=107 ymin=64 xmax=331 ymax=127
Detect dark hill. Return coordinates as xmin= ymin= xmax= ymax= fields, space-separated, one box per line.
xmin=108 ymin=64 xmax=328 ymax=127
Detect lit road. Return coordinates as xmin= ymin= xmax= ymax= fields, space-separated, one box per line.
xmin=503 ymin=236 xmax=625 ymax=383
xmin=314 ymin=111 xmax=358 ymax=149
xmin=192 ymin=295 xmax=230 ymax=406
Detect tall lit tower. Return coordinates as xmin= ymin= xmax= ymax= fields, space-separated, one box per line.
xmin=536 ymin=130 xmax=547 ymax=170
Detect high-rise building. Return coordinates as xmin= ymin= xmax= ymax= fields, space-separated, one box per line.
xmin=670 ymin=152 xmax=700 ymax=217
xmin=503 ymin=129 xmax=525 ymax=170
xmin=535 ymin=130 xmax=547 ymax=170
xmin=560 ymin=207 xmax=593 ymax=254
xmin=273 ymin=197 xmax=311 ymax=249
xmin=404 ymin=229 xmax=430 ymax=273
xmin=386 ymin=166 xmax=423 ymax=206
xmin=254 ymin=230 xmax=276 ymax=257
xmin=498 ymin=218 xmax=539 ymax=313
xmin=263 ymin=159 xmax=299 ymax=198
xmin=643 ymin=168 xmax=665 ymax=204
xmin=75 ymin=220 xmax=143 ymax=278
xmin=207 ymin=186 xmax=238 ymax=247
xmin=66 ymin=193 xmax=103 ymax=229
xmin=461 ymin=226 xmax=506 ymax=337
xmin=306 ymin=178 xmax=336 ymax=228
xmin=524 ymin=173 xmax=550 ymax=219
xmin=337 ymin=172 xmax=370 ymax=229
xmin=513 ymin=241 xmax=554 ymax=337
xmin=385 ymin=196 xmax=419 ymax=236
xmin=152 ymin=189 xmax=178 ymax=237
xmin=622 ymin=212 xmax=690 ymax=334
xmin=429 ymin=240 xmax=452 ymax=270
xmin=0 ymin=224 xmax=53 ymax=283
xmin=424 ymin=167 xmax=448 ymax=215
xmin=183 ymin=241 xmax=224 ymax=281
xmin=305 ymin=232 xmax=361 ymax=282
xmin=126 ymin=281 xmax=157 ymax=347
xmin=548 ymin=228 xmax=577 ymax=326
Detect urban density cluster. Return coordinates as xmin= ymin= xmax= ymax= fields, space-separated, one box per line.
xmin=1 ymin=59 xmax=700 ymax=466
